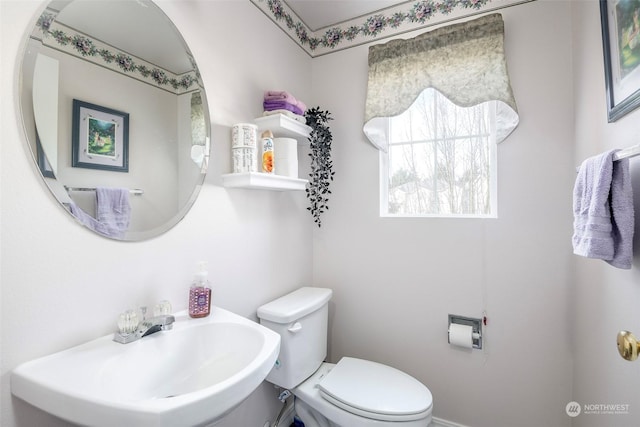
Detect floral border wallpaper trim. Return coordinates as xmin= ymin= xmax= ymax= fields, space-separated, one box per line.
xmin=251 ymin=0 xmax=534 ymax=57
xmin=34 ymin=9 xmax=200 ymax=95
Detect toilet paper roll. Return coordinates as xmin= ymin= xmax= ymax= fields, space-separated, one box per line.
xmin=448 ymin=323 xmax=474 ymax=349
xmin=273 ymin=138 xmax=297 ymax=158
xmin=275 ymin=158 xmax=298 ymax=178
xmin=273 ymin=138 xmax=298 ymax=178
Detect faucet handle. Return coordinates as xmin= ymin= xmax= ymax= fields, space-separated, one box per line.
xmin=153 ymin=300 xmax=172 ymax=316
xmin=139 ymin=306 xmax=147 ymax=321
xmin=117 ymin=310 xmax=139 ymax=335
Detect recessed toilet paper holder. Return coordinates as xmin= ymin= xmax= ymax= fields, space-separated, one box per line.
xmin=448 ymin=314 xmax=483 ymax=349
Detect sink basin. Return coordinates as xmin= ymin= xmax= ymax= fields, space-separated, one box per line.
xmin=11 ymin=306 xmax=281 ymax=427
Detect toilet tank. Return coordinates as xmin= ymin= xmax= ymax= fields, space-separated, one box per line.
xmin=257 ymin=287 xmax=333 ymax=390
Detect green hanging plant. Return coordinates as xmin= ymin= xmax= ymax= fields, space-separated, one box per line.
xmin=305 ymin=107 xmax=334 ymax=227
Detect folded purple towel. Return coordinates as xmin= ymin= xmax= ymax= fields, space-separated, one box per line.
xmin=264 ymin=91 xmax=307 ymax=113
xmin=263 ymin=100 xmax=304 ymax=116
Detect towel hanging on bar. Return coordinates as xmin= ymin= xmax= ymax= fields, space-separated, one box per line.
xmin=572 ymin=149 xmax=634 ymax=269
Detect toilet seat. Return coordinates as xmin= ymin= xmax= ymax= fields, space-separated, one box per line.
xmin=317 ymin=357 xmax=433 ymax=422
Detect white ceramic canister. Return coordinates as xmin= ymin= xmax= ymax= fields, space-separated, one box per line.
xmin=231 ymin=123 xmax=257 ymax=173
xmin=231 ymin=123 xmax=258 ymax=148
xmin=232 ymin=147 xmax=257 ymax=173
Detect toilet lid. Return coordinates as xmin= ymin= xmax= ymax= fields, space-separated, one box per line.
xmin=317 ymin=357 xmax=433 ymax=422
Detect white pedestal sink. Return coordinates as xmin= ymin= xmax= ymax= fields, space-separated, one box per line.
xmin=11 ymin=307 xmax=281 ymax=427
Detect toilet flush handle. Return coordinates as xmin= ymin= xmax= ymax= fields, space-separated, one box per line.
xmin=288 ymin=322 xmax=302 ymax=333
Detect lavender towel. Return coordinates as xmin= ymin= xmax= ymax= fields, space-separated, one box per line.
xmin=68 ymin=187 xmax=131 ymax=239
xmin=573 ymin=149 xmax=634 ymax=269
xmin=264 ymin=90 xmax=296 ymax=104
xmin=69 ymin=202 xmax=105 ymax=235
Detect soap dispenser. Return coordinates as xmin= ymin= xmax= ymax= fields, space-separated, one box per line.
xmin=188 ymin=261 xmax=212 ymax=318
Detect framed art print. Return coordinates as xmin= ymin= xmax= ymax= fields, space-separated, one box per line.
xmin=601 ymin=0 xmax=640 ymax=122
xmin=72 ymin=99 xmax=129 ymax=172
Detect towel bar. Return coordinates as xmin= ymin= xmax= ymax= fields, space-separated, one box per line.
xmin=64 ymin=186 xmax=144 ymax=195
xmin=575 ymin=144 xmax=640 ymax=172
xmin=612 ymin=144 xmax=640 ymax=161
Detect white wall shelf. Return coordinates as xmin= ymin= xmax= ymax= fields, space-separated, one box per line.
xmin=222 ymin=172 xmax=308 ymax=191
xmin=223 ymin=113 xmax=310 ymax=191
xmin=254 ymin=114 xmax=311 ymax=140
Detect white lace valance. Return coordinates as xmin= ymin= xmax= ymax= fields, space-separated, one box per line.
xmin=363 ymin=13 xmax=519 ymax=151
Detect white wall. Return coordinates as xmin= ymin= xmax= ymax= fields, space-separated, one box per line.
xmin=311 ymin=2 xmax=575 ymax=426
xmin=1 ymin=1 xmax=312 ymax=426
xmin=572 ymin=1 xmax=640 ymax=426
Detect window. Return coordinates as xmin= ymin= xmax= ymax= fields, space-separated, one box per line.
xmin=362 ymin=14 xmax=519 ymax=219
xmin=380 ymin=89 xmax=497 ymax=217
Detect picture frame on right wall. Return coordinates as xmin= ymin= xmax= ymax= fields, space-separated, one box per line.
xmin=600 ymin=0 xmax=640 ymax=122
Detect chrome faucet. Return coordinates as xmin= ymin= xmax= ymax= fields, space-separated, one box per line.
xmin=113 ymin=314 xmax=175 ymax=344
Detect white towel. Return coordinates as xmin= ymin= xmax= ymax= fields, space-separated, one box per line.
xmin=573 ymin=149 xmax=634 ymax=269
xmin=262 ymin=109 xmax=307 ymax=124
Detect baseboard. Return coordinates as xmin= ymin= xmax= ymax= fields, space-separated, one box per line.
xmin=278 ymin=409 xmax=466 ymax=427
xmin=431 ymin=416 xmax=471 ymax=427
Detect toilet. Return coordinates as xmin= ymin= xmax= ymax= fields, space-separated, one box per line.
xmin=257 ymin=287 xmax=433 ymax=427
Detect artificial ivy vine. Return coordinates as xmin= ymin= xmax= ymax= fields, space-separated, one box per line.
xmin=305 ymin=107 xmax=334 ymax=227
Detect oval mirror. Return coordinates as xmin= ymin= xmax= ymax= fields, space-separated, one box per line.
xmin=19 ymin=0 xmax=210 ymax=241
